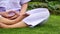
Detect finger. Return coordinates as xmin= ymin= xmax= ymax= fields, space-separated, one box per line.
xmin=7 ymin=10 xmax=19 ymax=15
xmin=6 ymin=10 xmax=15 ymax=13
xmin=8 ymin=10 xmax=19 ymax=16
xmin=9 ymin=14 xmax=19 ymax=20
xmin=6 ymin=11 xmax=16 ymax=17
xmin=26 ymin=13 xmax=30 ymax=15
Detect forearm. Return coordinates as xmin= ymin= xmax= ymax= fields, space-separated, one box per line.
xmin=20 ymin=3 xmax=28 ymax=13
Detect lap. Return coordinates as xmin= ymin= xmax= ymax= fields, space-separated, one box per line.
xmin=0 ymin=21 xmax=28 ymax=28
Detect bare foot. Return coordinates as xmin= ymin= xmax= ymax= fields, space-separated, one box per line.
xmin=0 ymin=23 xmax=10 ymax=28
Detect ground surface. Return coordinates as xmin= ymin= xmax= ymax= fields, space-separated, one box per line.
xmin=0 ymin=15 xmax=60 ymax=34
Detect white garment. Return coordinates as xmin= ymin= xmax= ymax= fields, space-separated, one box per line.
xmin=0 ymin=0 xmax=31 ymax=10
xmin=23 ymin=8 xmax=50 ymax=27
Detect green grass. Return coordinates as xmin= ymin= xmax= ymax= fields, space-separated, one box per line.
xmin=0 ymin=15 xmax=60 ymax=34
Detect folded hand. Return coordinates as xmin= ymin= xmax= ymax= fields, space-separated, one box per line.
xmin=1 ymin=10 xmax=20 ymax=20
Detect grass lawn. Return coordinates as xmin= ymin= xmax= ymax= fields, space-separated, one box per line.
xmin=0 ymin=15 xmax=60 ymax=34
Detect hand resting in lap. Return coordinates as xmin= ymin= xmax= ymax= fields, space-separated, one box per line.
xmin=0 ymin=10 xmax=20 ymax=20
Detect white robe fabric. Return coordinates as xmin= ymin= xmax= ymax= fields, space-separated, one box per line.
xmin=0 ymin=0 xmax=31 ymax=10
xmin=23 ymin=8 xmax=50 ymax=27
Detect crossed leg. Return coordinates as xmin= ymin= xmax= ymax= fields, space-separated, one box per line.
xmin=0 ymin=21 xmax=28 ymax=28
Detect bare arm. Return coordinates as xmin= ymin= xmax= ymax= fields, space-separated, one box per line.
xmin=13 ymin=3 xmax=29 ymax=22
xmin=20 ymin=3 xmax=28 ymax=15
xmin=13 ymin=3 xmax=28 ymax=21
